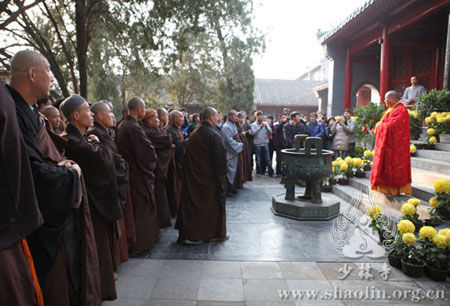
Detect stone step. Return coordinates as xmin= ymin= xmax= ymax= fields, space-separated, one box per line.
xmin=331 ymin=181 xmax=430 ymax=221
xmin=349 ymin=176 xmax=431 ymax=203
xmin=410 ymin=140 xmax=433 ymax=150
xmin=410 ymin=157 xmax=450 ymax=175
xmin=414 ymin=149 xmax=450 ymax=163
xmin=435 ymin=143 xmax=450 ymax=151
xmin=362 ymin=169 xmax=436 ymax=201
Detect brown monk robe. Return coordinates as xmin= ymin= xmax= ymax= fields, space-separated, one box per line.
xmin=116 ymin=97 xmax=159 ymax=254
xmin=176 ymin=107 xmax=228 ymax=244
xmin=142 ymin=109 xmax=173 ymax=229
xmin=9 ymin=51 xmax=101 ymax=306
xmin=61 ymin=96 xmax=120 ymax=301
xmin=167 ymin=110 xmax=186 ymax=214
xmin=0 ymin=80 xmax=44 ymax=306
xmin=88 ymin=102 xmax=130 ymax=268
xmin=158 ymin=108 xmax=179 ymax=218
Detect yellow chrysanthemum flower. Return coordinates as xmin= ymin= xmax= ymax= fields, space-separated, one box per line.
xmin=340 ymin=162 xmax=348 ymax=171
xmin=332 ymin=161 xmax=337 ymax=167
xmin=419 ymin=226 xmax=437 ymax=240
xmin=363 ymin=150 xmax=372 ymax=157
xmin=407 ymin=198 xmax=420 ymax=207
xmin=430 ymin=112 xmax=438 ymax=119
xmin=402 ymin=233 xmax=417 ymax=245
xmin=336 ymin=157 xmax=343 ymax=162
xmin=429 ymin=136 xmax=437 ymax=143
xmin=352 ymin=158 xmax=363 ymax=167
xmin=432 ymin=234 xmax=447 ymax=249
xmin=335 ymin=116 xmax=341 ymax=120
xmin=438 ymin=228 xmax=450 ymax=237
xmin=427 ymin=128 xmax=435 ymax=135
xmin=401 ymin=203 xmax=416 ymax=217
xmin=425 ymin=117 xmax=432 ymax=125
xmin=437 ymin=116 xmax=445 ymax=124
xmin=351 ymin=116 xmax=358 ymax=120
xmin=410 ymin=111 xmax=418 ymax=118
xmin=344 ymin=156 xmax=352 ymax=164
xmin=446 ymin=114 xmax=450 ymax=121
xmin=410 ymin=144 xmax=417 ymax=154
xmin=433 ymin=178 xmax=450 ymax=194
xmin=368 ymin=205 xmax=382 ymax=220
xmin=429 ymin=197 xmax=439 ymax=208
xmin=397 ymin=220 xmax=415 ymax=234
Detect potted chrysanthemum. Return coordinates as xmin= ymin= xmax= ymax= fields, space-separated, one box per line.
xmin=351 ymin=157 xmax=365 ymax=178
xmin=400 ymin=232 xmax=425 ymax=277
xmin=367 ymin=205 xmax=390 ymax=244
xmin=400 ymin=200 xmax=423 ymax=231
xmin=420 ymin=228 xmax=450 ymax=281
xmin=429 ymin=178 xmax=450 ymax=220
xmin=388 ymin=220 xmax=416 ymax=269
xmin=333 ymin=158 xmax=349 ymax=185
xmin=362 ymin=150 xmax=373 ymax=171
xmin=410 ymin=144 xmax=417 ymax=156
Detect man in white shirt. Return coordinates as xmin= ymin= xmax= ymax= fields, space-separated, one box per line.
xmin=402 ymin=76 xmax=427 ymax=108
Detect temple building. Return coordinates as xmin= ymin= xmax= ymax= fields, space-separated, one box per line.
xmin=322 ymin=0 xmax=450 ymax=115
xmin=253 ymin=78 xmax=321 ymax=118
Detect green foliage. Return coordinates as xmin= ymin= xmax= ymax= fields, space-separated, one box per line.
xmin=354 ymin=102 xmax=385 ymax=148
xmin=416 ymin=90 xmax=450 ymax=118
xmin=408 ymin=111 xmax=422 ymax=136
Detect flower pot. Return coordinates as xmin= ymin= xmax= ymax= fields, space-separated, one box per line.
xmin=363 ymin=164 xmax=371 ymax=171
xmin=329 ymin=178 xmax=336 ymax=185
xmin=355 ymin=170 xmax=365 ymax=178
xmin=439 ymin=134 xmax=450 ymax=144
xmin=425 ymin=265 xmax=449 ymax=282
xmin=423 ymin=218 xmax=443 ymax=226
xmin=401 ymin=259 xmax=425 ymax=277
xmin=388 ymin=253 xmax=402 ymax=269
xmin=436 ymin=207 xmax=450 ymax=220
xmin=378 ymin=230 xmax=386 ymax=245
xmin=321 ymin=184 xmax=332 ymax=193
xmin=337 ymin=178 xmax=349 ymax=185
xmin=347 ymin=171 xmax=354 ymax=178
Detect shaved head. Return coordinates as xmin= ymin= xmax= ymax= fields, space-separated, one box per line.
xmin=41 ymin=105 xmax=59 ymax=117
xmin=91 ymin=101 xmax=111 ymax=116
xmin=127 ymin=96 xmax=145 ymax=111
xmin=10 ymin=50 xmax=47 ymax=82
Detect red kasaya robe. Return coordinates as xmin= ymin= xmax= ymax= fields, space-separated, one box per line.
xmin=370 ymin=102 xmax=412 ymax=195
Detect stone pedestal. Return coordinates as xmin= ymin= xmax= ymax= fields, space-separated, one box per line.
xmin=272 ymin=193 xmax=340 ymax=221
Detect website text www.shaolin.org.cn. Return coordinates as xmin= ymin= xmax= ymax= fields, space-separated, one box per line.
xmin=278 ymin=286 xmax=446 ymax=302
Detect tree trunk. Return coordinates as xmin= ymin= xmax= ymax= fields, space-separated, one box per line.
xmin=75 ymin=0 xmax=88 ymax=98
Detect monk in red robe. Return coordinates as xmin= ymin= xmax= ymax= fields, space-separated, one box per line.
xmin=371 ymin=90 xmax=412 ymax=196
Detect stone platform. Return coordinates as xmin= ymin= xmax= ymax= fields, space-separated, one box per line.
xmin=272 ymin=193 xmax=340 ymax=221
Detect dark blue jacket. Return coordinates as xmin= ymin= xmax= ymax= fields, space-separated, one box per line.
xmin=307 ymin=121 xmax=325 ymax=138
xmin=283 ymin=121 xmax=309 ymax=148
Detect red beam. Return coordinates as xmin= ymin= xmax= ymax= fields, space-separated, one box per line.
xmin=379 ymin=25 xmax=391 ymax=104
xmin=388 ymin=0 xmax=450 ymax=34
xmin=344 ymin=49 xmax=352 ymax=110
xmin=349 ymin=35 xmax=380 ymax=55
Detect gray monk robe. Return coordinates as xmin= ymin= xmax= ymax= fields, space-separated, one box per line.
xmin=64 ymin=123 xmax=120 ymax=301
xmin=9 ymin=85 xmax=101 ymax=306
xmin=0 ymin=81 xmax=44 ymax=306
xmin=116 ymin=116 xmax=159 ymax=253
xmin=221 ymin=120 xmax=243 ymax=185
xmin=176 ymin=122 xmax=227 ymax=241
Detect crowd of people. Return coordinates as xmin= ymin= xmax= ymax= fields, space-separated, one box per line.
xmin=0 ymin=49 xmax=364 ymax=306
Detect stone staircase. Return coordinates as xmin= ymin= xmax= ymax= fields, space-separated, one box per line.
xmin=331 ymin=143 xmax=450 ymax=223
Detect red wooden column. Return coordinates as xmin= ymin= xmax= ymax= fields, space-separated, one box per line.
xmin=344 ymin=49 xmax=352 ymax=110
xmin=379 ymin=25 xmax=391 ymax=103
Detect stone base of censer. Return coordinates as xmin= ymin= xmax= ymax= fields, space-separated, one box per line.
xmin=272 ymin=193 xmax=340 ymax=221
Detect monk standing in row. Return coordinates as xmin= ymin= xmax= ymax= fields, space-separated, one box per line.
xmin=142 ymin=109 xmax=174 ymax=229
xmin=176 ymin=107 xmax=228 ymax=244
xmin=8 ymin=50 xmax=101 ymax=305
xmin=89 ymin=102 xmax=130 ymax=268
xmin=0 ymin=80 xmax=44 ymax=306
xmin=61 ymin=95 xmax=120 ymax=300
xmin=116 ymin=97 xmax=159 ymax=254
xmin=371 ymin=90 xmax=412 ymax=196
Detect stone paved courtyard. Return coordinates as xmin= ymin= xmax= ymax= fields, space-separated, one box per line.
xmin=104 ymin=175 xmax=450 ymax=305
